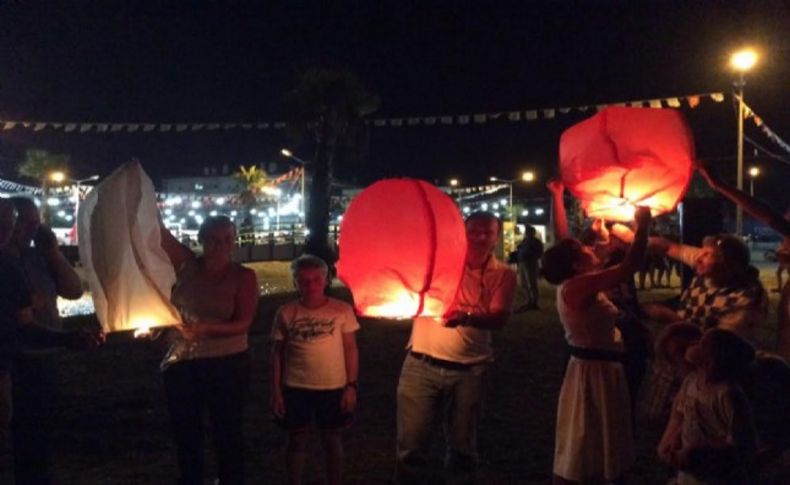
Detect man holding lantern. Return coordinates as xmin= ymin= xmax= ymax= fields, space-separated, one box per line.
xmin=396 ymin=211 xmax=516 ymax=484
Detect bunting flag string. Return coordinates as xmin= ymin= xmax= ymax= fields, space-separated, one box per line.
xmin=0 ymin=177 xmax=41 ymax=194
xmin=0 ymin=91 xmax=726 ymax=135
xmin=735 ymin=94 xmax=790 ymax=157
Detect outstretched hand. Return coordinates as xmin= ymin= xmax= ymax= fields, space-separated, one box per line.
xmin=546 ymin=178 xmax=564 ymax=195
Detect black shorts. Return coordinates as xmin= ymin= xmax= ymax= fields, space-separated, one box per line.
xmin=278 ymin=386 xmax=353 ymax=432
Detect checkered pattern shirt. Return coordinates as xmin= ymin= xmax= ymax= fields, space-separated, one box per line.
xmin=678 ymin=275 xmax=764 ymax=329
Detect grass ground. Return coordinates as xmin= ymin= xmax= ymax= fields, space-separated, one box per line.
xmin=51 ymin=265 xmax=783 ymax=484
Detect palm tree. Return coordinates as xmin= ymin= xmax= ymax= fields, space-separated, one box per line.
xmin=234 ymin=165 xmax=276 ymax=244
xmin=287 ymin=68 xmax=379 ymax=267
xmin=17 ymin=148 xmax=70 ymax=224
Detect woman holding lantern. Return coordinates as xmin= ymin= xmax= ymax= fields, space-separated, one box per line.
xmin=159 ymin=215 xmax=259 ymax=485
xmin=542 ymin=206 xmax=651 ymax=485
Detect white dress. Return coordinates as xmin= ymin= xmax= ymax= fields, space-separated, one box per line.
xmin=553 ymin=281 xmax=634 ymax=481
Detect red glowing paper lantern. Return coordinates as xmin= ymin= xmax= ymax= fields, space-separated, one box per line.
xmin=337 ymin=178 xmax=467 ymax=319
xmin=559 ymin=107 xmax=694 ymax=222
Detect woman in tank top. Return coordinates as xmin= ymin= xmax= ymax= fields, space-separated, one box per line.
xmin=159 ymin=215 xmax=258 ymax=485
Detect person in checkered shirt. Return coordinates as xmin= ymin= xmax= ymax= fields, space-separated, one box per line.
xmin=613 ymin=226 xmax=768 ymax=342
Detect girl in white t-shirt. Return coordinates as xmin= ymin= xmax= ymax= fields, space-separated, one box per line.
xmin=271 ymin=255 xmax=359 ymax=485
xmin=541 ymin=207 xmax=650 ymax=485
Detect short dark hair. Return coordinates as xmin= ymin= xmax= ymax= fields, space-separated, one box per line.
xmin=465 ymin=211 xmax=501 ymax=230
xmin=655 ymin=322 xmax=703 ymax=364
xmin=197 ymin=215 xmax=235 ymax=243
xmin=525 ymin=225 xmax=536 ymax=236
xmin=540 ymin=238 xmax=583 ymax=285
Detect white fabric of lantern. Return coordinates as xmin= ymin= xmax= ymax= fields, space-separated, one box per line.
xmin=78 ymin=161 xmax=181 ymax=333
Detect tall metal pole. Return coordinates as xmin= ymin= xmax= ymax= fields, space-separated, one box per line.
xmin=300 ymin=165 xmax=306 ymax=226
xmin=735 ymin=74 xmax=745 ymax=236
xmin=750 ymin=177 xmax=754 ymax=197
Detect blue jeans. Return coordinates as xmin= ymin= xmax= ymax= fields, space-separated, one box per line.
xmin=396 ymin=353 xmax=487 ymax=484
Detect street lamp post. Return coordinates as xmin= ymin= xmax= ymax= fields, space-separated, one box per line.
xmin=748 ymin=166 xmax=760 ymax=197
xmin=280 ymin=149 xmax=309 ymax=226
xmin=490 ymin=171 xmax=535 ymax=249
xmin=730 ymin=48 xmax=758 ymax=236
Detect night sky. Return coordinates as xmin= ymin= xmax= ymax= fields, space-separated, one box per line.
xmin=0 ymin=1 xmax=788 ymax=206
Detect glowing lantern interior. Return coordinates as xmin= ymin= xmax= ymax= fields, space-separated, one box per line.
xmin=559 ymin=107 xmax=694 ymax=222
xmin=337 ymin=178 xmax=467 ymax=319
xmin=78 ymin=161 xmax=182 ymax=334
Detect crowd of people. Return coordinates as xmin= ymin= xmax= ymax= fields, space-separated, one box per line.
xmin=0 ymin=158 xmax=788 ymax=485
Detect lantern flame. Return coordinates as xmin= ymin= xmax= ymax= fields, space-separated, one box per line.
xmin=364 ymin=291 xmax=420 ymax=319
xmin=131 ymin=316 xmax=158 ymax=338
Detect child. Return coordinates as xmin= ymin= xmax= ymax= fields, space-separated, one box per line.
xmin=271 ymin=255 xmax=359 ymax=485
xmin=659 ymin=329 xmax=758 ymax=484
xmin=541 ymin=206 xmax=651 ymax=484
xmin=641 ymin=323 xmax=703 ymax=422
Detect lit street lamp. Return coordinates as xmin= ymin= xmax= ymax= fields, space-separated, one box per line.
xmin=280 ymin=148 xmax=309 ymax=225
xmin=730 ymin=47 xmax=758 ymax=236
xmin=748 ymin=166 xmax=760 ymax=197
xmin=490 ymin=172 xmax=536 ymax=249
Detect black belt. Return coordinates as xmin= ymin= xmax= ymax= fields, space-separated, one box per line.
xmin=568 ymin=346 xmax=626 ymax=363
xmin=408 ymin=351 xmax=477 ymax=371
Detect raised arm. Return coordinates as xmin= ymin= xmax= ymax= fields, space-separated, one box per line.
xmin=563 ymin=207 xmax=651 ymax=309
xmin=699 ymin=163 xmax=790 ymax=236
xmin=159 ymin=215 xmax=193 ymax=269
xmin=547 ymin=179 xmax=569 ymax=240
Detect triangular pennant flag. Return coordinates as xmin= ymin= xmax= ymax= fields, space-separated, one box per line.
xmin=559 ymin=107 xmax=571 ymax=114
xmin=96 ymin=124 xmax=109 ymax=132
xmin=577 ymin=106 xmax=589 ymax=112
xmin=222 ymin=124 xmax=237 ymax=130
xmin=191 ymin=124 xmax=205 ymax=131
xmin=256 ymin=123 xmax=269 ymax=129
xmin=52 ymin=123 xmax=64 ymax=129
xmin=33 ymin=123 xmax=47 ymax=131
xmin=543 ymin=109 xmax=555 ymax=119
xmin=273 ymin=122 xmax=286 ymax=129
xmin=127 ymin=124 xmax=140 ymax=133
xmin=487 ymin=112 xmax=503 ymax=120
xmin=407 ymin=118 xmax=421 ymax=126
xmin=649 ymin=99 xmax=663 ymax=108
xmin=507 ymin=111 xmax=521 ymax=121
xmin=710 ymin=93 xmax=724 ymax=102
xmin=110 ymin=124 xmax=124 ymax=132
xmin=143 ymin=124 xmax=157 ymax=132
xmin=21 ymin=122 xmax=32 ymax=128
xmin=753 ymin=116 xmax=763 ymax=127
xmin=666 ymin=98 xmax=681 ymax=108
xmin=525 ymin=110 xmax=538 ymax=120
xmin=64 ymin=124 xmax=77 ymax=132
xmin=424 ymin=117 xmax=437 ymax=125
xmin=440 ymin=116 xmax=453 ymax=125
xmin=80 ymin=124 xmax=94 ymax=133
xmin=176 ymin=124 xmax=188 ymax=132
xmin=390 ymin=118 xmax=403 ymax=127
xmin=373 ymin=119 xmax=386 ymax=127
xmin=613 ymin=102 xmax=627 ymax=107
xmin=458 ymin=115 xmax=470 ymax=124
xmin=160 ymin=124 xmax=172 ymax=132
xmin=2 ymin=122 xmax=16 ymax=130
xmin=595 ymin=104 xmax=607 ymax=112
xmin=473 ymin=114 xmax=486 ymax=123
xmin=206 ymin=124 xmax=220 ymax=130
xmin=241 ymin=123 xmax=253 ymax=129
xmin=687 ymin=96 xmax=700 ymax=108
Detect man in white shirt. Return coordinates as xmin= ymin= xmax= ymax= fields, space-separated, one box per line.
xmin=396 ymin=211 xmax=516 ymax=484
